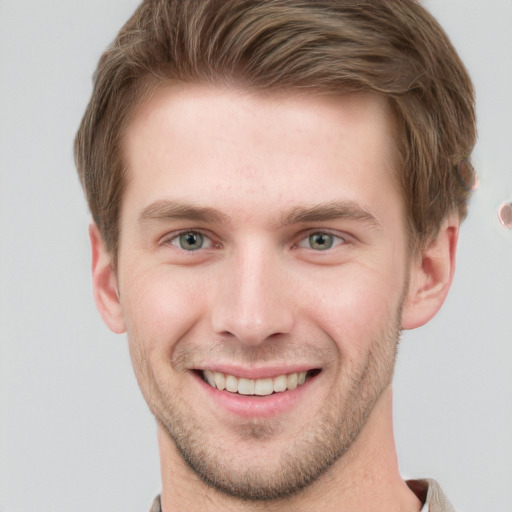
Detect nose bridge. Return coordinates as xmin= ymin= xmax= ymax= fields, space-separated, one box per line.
xmin=211 ymin=240 xmax=294 ymax=344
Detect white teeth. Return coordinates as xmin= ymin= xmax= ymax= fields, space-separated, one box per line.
xmin=287 ymin=372 xmax=298 ymax=390
xmin=204 ymin=370 xmax=215 ymax=387
xmin=213 ymin=372 xmax=225 ymax=391
xmin=254 ymin=378 xmax=273 ymax=396
xmin=273 ymin=374 xmax=287 ymax=392
xmin=238 ymin=378 xmax=255 ymax=395
xmin=201 ymin=370 xmax=310 ymax=396
xmin=225 ymin=374 xmax=238 ymax=393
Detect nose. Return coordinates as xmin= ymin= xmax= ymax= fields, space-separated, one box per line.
xmin=211 ymin=243 xmax=295 ymax=345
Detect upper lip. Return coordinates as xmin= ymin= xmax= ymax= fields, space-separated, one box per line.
xmin=193 ymin=364 xmax=320 ymax=380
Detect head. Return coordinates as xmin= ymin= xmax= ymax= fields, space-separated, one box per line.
xmin=75 ymin=0 xmax=476 ymax=506
xmin=75 ymin=0 xmax=476 ymax=264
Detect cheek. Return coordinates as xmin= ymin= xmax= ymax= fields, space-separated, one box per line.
xmin=303 ymin=263 xmax=405 ymax=356
xmin=119 ymin=267 xmax=209 ymax=356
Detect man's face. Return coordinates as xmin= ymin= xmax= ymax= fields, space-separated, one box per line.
xmin=114 ymin=85 xmax=411 ymax=499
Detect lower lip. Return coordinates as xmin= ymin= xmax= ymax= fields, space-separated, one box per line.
xmin=193 ymin=372 xmax=317 ymax=419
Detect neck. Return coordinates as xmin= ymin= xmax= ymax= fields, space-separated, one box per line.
xmin=157 ymin=387 xmax=421 ymax=512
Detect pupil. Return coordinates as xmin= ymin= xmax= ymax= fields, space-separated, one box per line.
xmin=310 ymin=233 xmax=333 ymax=250
xmin=181 ymin=232 xmax=202 ymax=250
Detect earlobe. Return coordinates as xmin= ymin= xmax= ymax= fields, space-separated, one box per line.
xmin=401 ymin=216 xmax=459 ymax=330
xmin=89 ymin=223 xmax=126 ymax=334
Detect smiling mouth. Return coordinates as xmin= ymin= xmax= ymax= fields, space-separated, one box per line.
xmin=198 ymin=369 xmax=321 ymax=396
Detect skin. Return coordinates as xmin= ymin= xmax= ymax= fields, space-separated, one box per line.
xmin=91 ymin=85 xmax=459 ymax=511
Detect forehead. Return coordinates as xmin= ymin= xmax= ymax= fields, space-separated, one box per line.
xmin=121 ymin=84 xmax=402 ymax=227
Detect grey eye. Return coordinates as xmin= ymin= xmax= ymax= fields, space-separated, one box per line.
xmin=176 ymin=231 xmax=205 ymax=251
xmin=308 ymin=232 xmax=334 ymax=250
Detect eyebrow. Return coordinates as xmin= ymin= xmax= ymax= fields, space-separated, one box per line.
xmin=137 ymin=199 xmax=381 ymax=230
xmin=282 ymin=201 xmax=382 ymax=230
xmin=138 ymin=200 xmax=231 ymax=225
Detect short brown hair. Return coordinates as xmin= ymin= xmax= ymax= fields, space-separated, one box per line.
xmin=75 ymin=0 xmax=476 ymax=258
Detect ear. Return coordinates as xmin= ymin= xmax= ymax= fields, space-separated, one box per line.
xmin=401 ymin=215 xmax=459 ymax=330
xmin=89 ymin=223 xmax=126 ymax=334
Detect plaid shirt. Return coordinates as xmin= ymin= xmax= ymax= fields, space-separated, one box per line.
xmin=149 ymin=478 xmax=456 ymax=511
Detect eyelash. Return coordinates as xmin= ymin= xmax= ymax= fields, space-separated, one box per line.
xmin=162 ymin=229 xmax=348 ymax=252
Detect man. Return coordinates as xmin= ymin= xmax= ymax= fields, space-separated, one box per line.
xmin=74 ymin=1 xmax=476 ymax=510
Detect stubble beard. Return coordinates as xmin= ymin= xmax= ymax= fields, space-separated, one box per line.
xmin=145 ymin=309 xmax=402 ymax=503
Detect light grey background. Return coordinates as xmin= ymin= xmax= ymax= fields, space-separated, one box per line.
xmin=0 ymin=1 xmax=510 ymax=511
